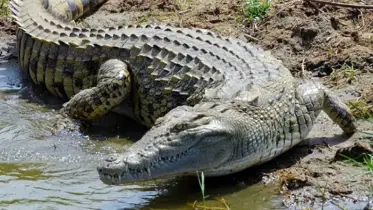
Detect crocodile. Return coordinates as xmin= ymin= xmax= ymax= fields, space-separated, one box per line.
xmin=8 ymin=0 xmax=357 ymax=185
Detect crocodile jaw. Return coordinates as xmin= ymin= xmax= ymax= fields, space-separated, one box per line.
xmin=97 ymin=148 xmax=214 ymax=185
xmin=97 ymin=108 xmax=234 ymax=185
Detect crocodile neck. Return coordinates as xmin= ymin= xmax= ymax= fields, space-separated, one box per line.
xmin=198 ymin=87 xmax=323 ymax=176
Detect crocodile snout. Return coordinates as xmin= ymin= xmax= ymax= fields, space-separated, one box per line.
xmin=97 ymin=156 xmax=122 ymax=172
xmin=97 ymin=156 xmax=128 ymax=185
xmin=104 ymin=156 xmax=117 ymax=163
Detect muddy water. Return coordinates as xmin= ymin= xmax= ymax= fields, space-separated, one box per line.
xmin=0 ymin=61 xmax=281 ymax=209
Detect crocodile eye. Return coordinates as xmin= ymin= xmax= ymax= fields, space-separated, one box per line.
xmin=172 ymin=121 xmax=197 ymax=133
xmin=171 ymin=122 xmax=201 ymax=133
xmin=171 ymin=123 xmax=186 ymax=133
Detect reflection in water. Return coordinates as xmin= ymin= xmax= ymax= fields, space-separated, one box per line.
xmin=0 ymin=61 xmax=280 ymax=210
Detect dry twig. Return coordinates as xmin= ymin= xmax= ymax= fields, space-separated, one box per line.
xmin=243 ymin=33 xmax=259 ymax=42
xmin=305 ymin=0 xmax=373 ymax=9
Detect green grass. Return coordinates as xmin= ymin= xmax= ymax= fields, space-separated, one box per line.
xmin=341 ymin=153 xmax=373 ymax=176
xmin=189 ymin=171 xmax=230 ymax=210
xmin=341 ymin=118 xmax=373 ymax=171
xmin=0 ymin=0 xmax=9 ymax=17
xmin=197 ymin=171 xmax=209 ymax=202
xmin=348 ymin=100 xmax=373 ymax=119
xmin=338 ymin=118 xmax=373 ymax=201
xmin=244 ymin=0 xmax=271 ymax=21
xmin=330 ymin=62 xmax=359 ymax=84
xmin=340 ymin=63 xmax=358 ymax=82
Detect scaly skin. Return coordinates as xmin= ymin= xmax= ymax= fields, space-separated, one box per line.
xmin=10 ymin=0 xmax=294 ymax=126
xmin=8 ymin=0 xmax=357 ymax=184
xmin=97 ymin=79 xmax=356 ymax=184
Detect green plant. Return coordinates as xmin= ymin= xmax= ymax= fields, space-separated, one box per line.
xmin=339 ymin=118 xmax=373 ymax=172
xmin=189 ymin=171 xmax=230 ymax=210
xmin=342 ymin=153 xmax=373 ymax=175
xmin=327 ymin=48 xmax=335 ymax=57
xmin=341 ymin=63 xmax=358 ymax=82
xmin=197 ymin=171 xmax=209 ymax=202
xmin=348 ymin=100 xmax=373 ymax=119
xmin=0 ymin=0 xmax=8 ymax=17
xmin=329 ymin=62 xmax=360 ymax=84
xmin=341 ymin=118 xmax=373 ymax=172
xmin=244 ymin=0 xmax=271 ymax=21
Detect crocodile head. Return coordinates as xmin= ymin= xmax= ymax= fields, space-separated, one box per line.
xmin=97 ymin=105 xmax=236 ymax=185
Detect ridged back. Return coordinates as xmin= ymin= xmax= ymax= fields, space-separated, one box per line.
xmin=10 ymin=0 xmax=295 ymax=125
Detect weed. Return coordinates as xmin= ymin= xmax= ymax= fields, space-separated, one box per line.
xmin=341 ymin=153 xmax=373 ymax=176
xmin=340 ymin=147 xmax=373 ymax=209
xmin=348 ymin=100 xmax=373 ymax=119
xmin=341 ymin=119 xmax=373 ymax=172
xmin=327 ymin=48 xmax=335 ymax=57
xmin=244 ymin=0 xmax=271 ymax=21
xmin=341 ymin=63 xmax=358 ymax=81
xmin=0 ymin=0 xmax=8 ymax=17
xmin=337 ymin=119 xmax=373 ymax=210
xmin=197 ymin=171 xmax=209 ymax=202
xmin=329 ymin=62 xmax=360 ymax=86
xmin=189 ymin=171 xmax=230 ymax=210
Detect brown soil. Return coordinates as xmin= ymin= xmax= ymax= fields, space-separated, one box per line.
xmin=0 ymin=14 xmax=16 ymax=56
xmin=1 ymin=0 xmax=373 ymax=209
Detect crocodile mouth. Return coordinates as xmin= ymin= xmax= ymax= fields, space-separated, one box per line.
xmin=97 ymin=148 xmax=194 ymax=185
xmin=97 ymin=111 xmax=234 ymax=185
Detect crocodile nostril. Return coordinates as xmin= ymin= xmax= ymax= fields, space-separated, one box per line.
xmin=105 ymin=157 xmax=117 ymax=162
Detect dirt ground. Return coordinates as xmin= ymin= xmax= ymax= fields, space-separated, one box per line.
xmin=1 ymin=0 xmax=373 ymax=209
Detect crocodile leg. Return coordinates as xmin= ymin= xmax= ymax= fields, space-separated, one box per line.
xmin=43 ymin=0 xmax=108 ymax=23
xmin=296 ymin=80 xmax=357 ymax=135
xmin=322 ymin=89 xmax=356 ymax=134
xmin=60 ymin=59 xmax=131 ymax=124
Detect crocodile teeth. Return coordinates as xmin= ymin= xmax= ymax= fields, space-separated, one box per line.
xmin=147 ymin=167 xmax=151 ymax=176
xmin=125 ymin=164 xmax=128 ymax=172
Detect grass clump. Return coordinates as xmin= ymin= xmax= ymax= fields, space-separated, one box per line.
xmin=329 ymin=63 xmax=359 ymax=84
xmin=244 ymin=0 xmax=271 ymax=21
xmin=348 ymin=100 xmax=373 ymax=119
xmin=341 ymin=118 xmax=373 ymax=172
xmin=341 ymin=153 xmax=373 ymax=175
xmin=0 ymin=0 xmax=8 ymax=17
